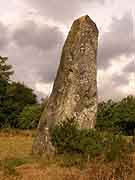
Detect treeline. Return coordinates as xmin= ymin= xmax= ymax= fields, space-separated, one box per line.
xmin=96 ymin=95 xmax=135 ymax=135
xmin=0 ymin=56 xmax=43 ymax=129
xmin=0 ymin=56 xmax=135 ymax=135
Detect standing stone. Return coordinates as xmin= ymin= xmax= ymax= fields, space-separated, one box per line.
xmin=32 ymin=15 xmax=99 ymax=155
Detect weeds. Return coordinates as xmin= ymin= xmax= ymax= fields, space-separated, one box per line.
xmin=0 ymin=158 xmax=29 ymax=175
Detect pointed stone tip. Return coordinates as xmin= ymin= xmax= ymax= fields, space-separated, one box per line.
xmin=78 ymin=15 xmax=90 ymax=22
xmin=75 ymin=15 xmax=98 ymax=32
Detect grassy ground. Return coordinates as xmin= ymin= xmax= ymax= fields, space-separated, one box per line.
xmin=0 ymin=129 xmax=134 ymax=180
xmin=0 ymin=136 xmax=33 ymax=160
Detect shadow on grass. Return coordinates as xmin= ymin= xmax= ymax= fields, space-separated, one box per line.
xmin=0 ymin=157 xmax=34 ymax=176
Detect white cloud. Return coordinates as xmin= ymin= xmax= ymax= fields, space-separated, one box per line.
xmin=35 ymin=82 xmax=53 ymax=96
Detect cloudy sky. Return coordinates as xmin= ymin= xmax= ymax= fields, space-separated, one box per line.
xmin=0 ymin=0 xmax=134 ymax=101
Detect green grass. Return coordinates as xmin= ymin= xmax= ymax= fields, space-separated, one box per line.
xmin=0 ymin=158 xmax=31 ymax=175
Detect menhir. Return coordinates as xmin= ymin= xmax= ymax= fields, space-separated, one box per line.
xmin=32 ymin=15 xmax=99 ymax=155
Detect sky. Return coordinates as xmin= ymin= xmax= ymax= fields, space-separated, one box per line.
xmin=0 ymin=0 xmax=134 ymax=101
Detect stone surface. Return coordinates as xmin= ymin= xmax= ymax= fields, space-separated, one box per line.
xmin=32 ymin=15 xmax=99 ymax=155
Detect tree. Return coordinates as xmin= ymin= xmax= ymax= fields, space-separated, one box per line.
xmin=114 ymin=95 xmax=135 ymax=135
xmin=96 ymin=100 xmax=116 ymax=131
xmin=96 ymin=96 xmax=135 ymax=135
xmin=1 ymin=82 xmax=37 ymax=128
xmin=0 ymin=56 xmax=14 ymax=127
xmin=0 ymin=56 xmax=13 ymax=103
xmin=0 ymin=56 xmax=13 ymax=81
xmin=0 ymin=56 xmax=38 ymax=128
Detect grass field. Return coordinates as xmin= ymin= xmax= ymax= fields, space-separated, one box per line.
xmin=0 ymin=129 xmax=135 ymax=180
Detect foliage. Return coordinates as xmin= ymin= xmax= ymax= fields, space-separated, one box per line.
xmin=0 ymin=56 xmax=14 ymax=81
xmin=0 ymin=82 xmax=37 ymax=128
xmin=0 ymin=56 xmax=13 ymax=128
xmin=17 ymin=104 xmax=42 ymax=129
xmin=96 ymin=95 xmax=135 ymax=135
xmin=0 ymin=56 xmax=38 ymax=128
xmin=52 ymin=119 xmax=133 ymax=162
xmin=96 ymin=100 xmax=116 ymax=131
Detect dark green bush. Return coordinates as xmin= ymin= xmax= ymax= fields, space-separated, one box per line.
xmin=96 ymin=96 xmax=135 ymax=135
xmin=52 ymin=119 xmax=133 ymax=162
xmin=17 ymin=104 xmax=42 ymax=129
xmin=0 ymin=82 xmax=38 ymax=128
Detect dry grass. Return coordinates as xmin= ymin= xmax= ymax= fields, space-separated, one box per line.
xmin=0 ymin=136 xmax=33 ymax=160
xmin=0 ymin=129 xmax=134 ymax=180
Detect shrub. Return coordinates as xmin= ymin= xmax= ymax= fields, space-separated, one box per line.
xmin=52 ymin=119 xmax=134 ymax=162
xmin=17 ymin=104 xmax=42 ymax=129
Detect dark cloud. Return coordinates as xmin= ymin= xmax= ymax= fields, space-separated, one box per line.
xmin=13 ymin=20 xmax=64 ymax=50
xmin=0 ymin=1 xmax=134 ymax=100
xmin=36 ymin=48 xmax=62 ymax=83
xmin=98 ymin=81 xmax=126 ymax=101
xmin=7 ymin=12 xmax=134 ymax=100
xmin=8 ymin=20 xmax=64 ymax=85
xmin=25 ymin=0 xmax=80 ymax=23
xmin=22 ymin=0 xmax=105 ymax=23
xmin=0 ymin=22 xmax=10 ymax=50
xmin=98 ymin=12 xmax=134 ymax=69
xmin=98 ymin=71 xmax=132 ymax=101
xmin=124 ymin=61 xmax=135 ymax=73
xmin=7 ymin=44 xmax=61 ymax=86
xmin=111 ymin=74 xmax=129 ymax=86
